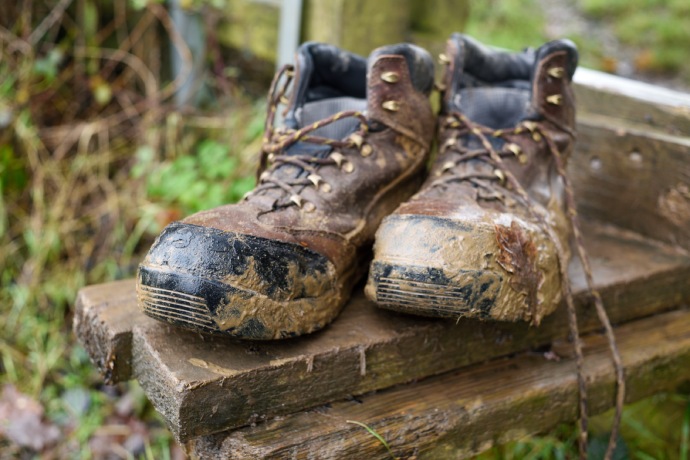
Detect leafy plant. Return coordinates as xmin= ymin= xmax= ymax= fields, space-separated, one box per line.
xmin=144 ymin=139 xmax=255 ymax=217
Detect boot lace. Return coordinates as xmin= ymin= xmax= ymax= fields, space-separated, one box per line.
xmin=438 ymin=111 xmax=625 ymax=460
xmin=243 ymin=64 xmax=371 ymax=211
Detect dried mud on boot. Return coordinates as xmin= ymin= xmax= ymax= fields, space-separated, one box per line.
xmin=366 ymin=34 xmax=578 ymax=324
xmin=137 ymin=42 xmax=436 ymax=339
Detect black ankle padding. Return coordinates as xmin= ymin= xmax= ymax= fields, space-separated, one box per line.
xmin=300 ymin=42 xmax=368 ymax=101
xmin=452 ymin=33 xmax=534 ymax=83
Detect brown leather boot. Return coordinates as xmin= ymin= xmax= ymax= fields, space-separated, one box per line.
xmin=365 ymin=34 xmax=578 ymax=325
xmin=137 ymin=42 xmax=435 ymax=339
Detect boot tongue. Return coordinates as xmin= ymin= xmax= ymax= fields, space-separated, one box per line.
xmin=447 ymin=34 xmax=534 ymax=129
xmin=254 ymin=43 xmax=369 ymax=207
xmin=284 ymin=42 xmax=367 ymax=134
xmin=458 ymin=87 xmax=531 ymax=129
xmin=281 ymin=42 xmax=369 ymax=157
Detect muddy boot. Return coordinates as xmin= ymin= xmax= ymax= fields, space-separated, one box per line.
xmin=137 ymin=42 xmax=435 ymax=339
xmin=365 ymin=34 xmax=578 ymax=325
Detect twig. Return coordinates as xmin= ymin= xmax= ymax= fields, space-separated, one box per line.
xmin=28 ymin=0 xmax=73 ymax=45
xmin=0 ymin=26 xmax=31 ymax=55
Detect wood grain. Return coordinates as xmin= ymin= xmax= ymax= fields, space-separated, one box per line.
xmin=73 ymin=279 xmax=142 ymax=384
xmin=572 ymin=115 xmax=690 ymax=249
xmin=72 ymin=72 xmax=690 ymax=443
xmin=574 ymin=67 xmax=690 ymax=136
xmin=188 ymin=308 xmax=690 ymax=459
xmin=74 ymin=223 xmax=690 ymax=441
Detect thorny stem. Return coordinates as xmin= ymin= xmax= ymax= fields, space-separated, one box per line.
xmin=451 ymin=113 xmax=624 ymax=460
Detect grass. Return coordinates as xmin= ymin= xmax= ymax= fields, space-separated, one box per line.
xmin=463 ymin=0 xmax=548 ymax=51
xmin=463 ymin=0 xmax=690 ymax=85
xmin=347 ymin=420 xmax=398 ymax=459
xmin=580 ymin=0 xmax=690 ymax=81
xmin=0 ymin=1 xmax=259 ymax=457
xmin=472 ymin=392 xmax=690 ymax=460
xmin=1 ymin=0 xmax=689 ymax=458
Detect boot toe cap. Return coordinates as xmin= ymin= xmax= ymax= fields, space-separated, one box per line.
xmin=137 ymin=222 xmax=338 ymax=339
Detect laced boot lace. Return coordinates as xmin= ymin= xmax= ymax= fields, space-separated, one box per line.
xmin=243 ymin=64 xmax=373 ymax=212
xmin=437 ymin=112 xmax=625 ymax=460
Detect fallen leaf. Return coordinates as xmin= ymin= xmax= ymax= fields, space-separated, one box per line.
xmin=0 ymin=385 xmax=60 ymax=451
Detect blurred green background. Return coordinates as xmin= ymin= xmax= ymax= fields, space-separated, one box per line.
xmin=1 ymin=0 xmax=689 ymax=458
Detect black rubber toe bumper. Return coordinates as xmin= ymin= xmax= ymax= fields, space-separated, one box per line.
xmin=368 ymin=261 xmax=501 ymax=319
xmin=137 ymin=222 xmax=333 ymax=339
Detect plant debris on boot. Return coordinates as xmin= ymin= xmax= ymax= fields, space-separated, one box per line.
xmin=136 ymin=42 xmax=435 ymax=339
xmin=366 ymin=34 xmax=578 ymax=325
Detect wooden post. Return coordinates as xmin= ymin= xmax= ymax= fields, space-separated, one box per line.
xmin=216 ymin=0 xmax=470 ymax=64
xmin=302 ymin=0 xmax=412 ymax=57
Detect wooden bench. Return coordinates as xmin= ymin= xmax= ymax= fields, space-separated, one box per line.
xmin=73 ymin=69 xmax=690 ymax=459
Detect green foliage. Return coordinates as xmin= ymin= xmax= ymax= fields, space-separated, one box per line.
xmin=580 ymin=0 xmax=690 ymax=80
xmin=0 ymin=2 xmax=261 ymax=457
xmin=476 ymin=424 xmax=579 ymax=460
xmin=1 ymin=0 xmax=689 ymax=457
xmin=143 ymin=139 xmax=255 ymax=216
xmin=0 ymin=144 xmax=28 ymax=193
xmin=463 ymin=0 xmax=548 ymax=50
xmin=588 ymin=392 xmax=690 ymax=459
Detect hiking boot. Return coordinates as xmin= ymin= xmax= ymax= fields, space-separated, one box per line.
xmin=136 ymin=42 xmax=435 ymax=339
xmin=365 ymin=34 xmax=578 ymax=325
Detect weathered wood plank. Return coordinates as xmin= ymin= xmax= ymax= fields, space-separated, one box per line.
xmin=72 ymin=279 xmax=142 ymax=384
xmin=571 ymin=116 xmax=690 ymax=249
xmin=73 ymin=75 xmax=690 ymax=441
xmin=73 ymin=223 xmax=690 ymax=441
xmin=574 ymin=67 xmax=690 ymax=136
xmin=187 ymin=308 xmax=690 ymax=459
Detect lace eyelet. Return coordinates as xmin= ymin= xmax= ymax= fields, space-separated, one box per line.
xmin=382 ymin=100 xmax=400 ymax=112
xmin=494 ymin=169 xmax=506 ymax=184
xmin=349 ymin=133 xmax=364 ymax=148
xmin=307 ymin=174 xmax=322 ymax=187
xmin=381 ymin=72 xmax=400 ymax=83
xmin=546 ymin=94 xmax=563 ymax=105
xmin=330 ymin=152 xmax=344 ymax=167
xmin=290 ymin=195 xmax=303 ymax=208
xmin=548 ymin=67 xmax=564 ymax=78
xmin=507 ymin=143 xmax=527 ymax=163
xmin=441 ymin=161 xmax=455 ymax=172
xmin=442 ymin=138 xmax=456 ymax=151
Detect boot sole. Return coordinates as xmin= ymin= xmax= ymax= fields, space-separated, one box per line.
xmin=137 ymin=264 xmax=354 ymax=340
xmin=367 ymin=260 xmax=502 ymax=319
